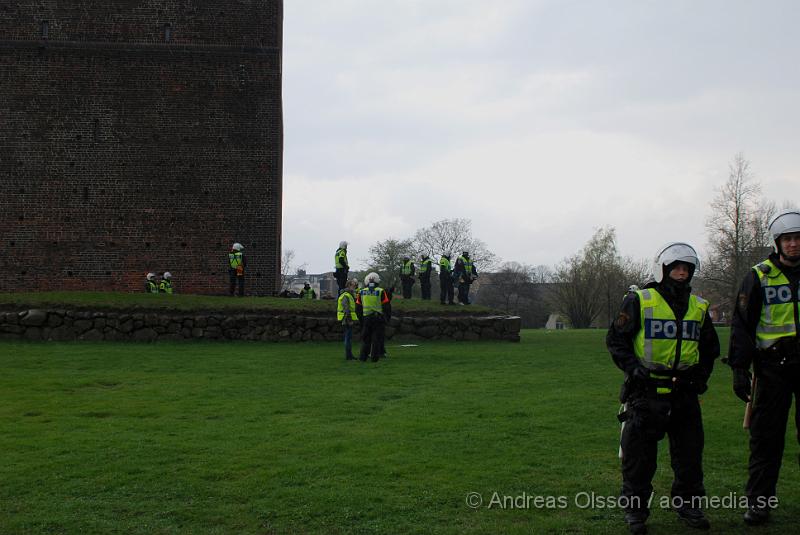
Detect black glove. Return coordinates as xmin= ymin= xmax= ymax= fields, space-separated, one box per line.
xmin=679 ymin=366 xmax=709 ymax=395
xmin=628 ymin=365 xmax=650 ymax=384
xmin=732 ymin=368 xmax=752 ymax=403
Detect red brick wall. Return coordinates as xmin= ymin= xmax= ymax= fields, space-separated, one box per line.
xmin=0 ymin=1 xmax=283 ymax=295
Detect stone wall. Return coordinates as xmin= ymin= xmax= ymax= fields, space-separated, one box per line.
xmin=0 ymin=309 xmax=521 ymax=343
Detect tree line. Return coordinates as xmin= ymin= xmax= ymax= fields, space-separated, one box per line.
xmin=284 ymin=153 xmax=794 ymax=328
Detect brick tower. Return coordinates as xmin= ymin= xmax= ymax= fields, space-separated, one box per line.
xmin=0 ymin=1 xmax=283 ymax=295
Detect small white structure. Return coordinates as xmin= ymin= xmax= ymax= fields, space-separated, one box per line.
xmin=545 ymin=313 xmax=568 ymax=330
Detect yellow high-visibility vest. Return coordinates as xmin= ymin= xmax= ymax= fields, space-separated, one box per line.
xmin=633 ymin=288 xmax=709 ymax=393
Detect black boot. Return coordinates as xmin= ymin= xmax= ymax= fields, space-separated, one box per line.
xmin=624 ymin=510 xmax=648 ymax=535
xmin=675 ymin=506 xmax=710 ymax=530
xmin=743 ymin=505 xmax=770 ymax=525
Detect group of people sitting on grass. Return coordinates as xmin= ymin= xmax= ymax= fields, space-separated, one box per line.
xmin=144 ymin=272 xmax=173 ymax=294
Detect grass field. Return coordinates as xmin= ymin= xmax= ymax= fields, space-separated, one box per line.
xmin=1 ymin=329 xmax=798 ymax=534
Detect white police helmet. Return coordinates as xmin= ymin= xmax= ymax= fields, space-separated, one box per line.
xmin=364 ymin=272 xmax=381 ymax=286
xmin=232 ymin=242 xmax=243 ymax=251
xmin=146 ymin=272 xmax=155 ymax=280
xmin=339 ymin=241 xmax=348 ymax=249
xmin=163 ymin=272 xmax=172 ymax=280
xmin=628 ymin=284 xmax=639 ymax=293
xmin=768 ymin=209 xmax=800 ymax=247
xmin=651 ymin=242 xmax=700 ymax=283
xmin=769 ymin=209 xmax=800 ymax=259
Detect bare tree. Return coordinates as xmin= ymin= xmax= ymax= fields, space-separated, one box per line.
xmin=413 ymin=218 xmax=499 ymax=271
xmin=280 ymin=249 xmax=296 ymax=290
xmin=363 ymin=238 xmax=414 ymax=292
xmin=549 ymin=227 xmax=645 ymax=328
xmin=703 ymin=153 xmax=775 ymax=317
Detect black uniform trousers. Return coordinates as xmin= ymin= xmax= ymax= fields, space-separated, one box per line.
xmin=440 ymin=274 xmax=454 ymax=304
xmin=359 ymin=314 xmax=385 ymax=362
xmin=229 ymin=269 xmax=244 ymax=296
xmin=457 ymin=281 xmax=470 ymax=304
xmin=746 ymin=359 xmax=800 ymax=503
xmin=334 ymin=268 xmax=348 ymax=294
xmin=420 ymin=276 xmax=431 ymax=300
xmin=621 ymin=389 xmax=705 ymax=512
xmin=401 ymin=276 xmax=413 ymax=299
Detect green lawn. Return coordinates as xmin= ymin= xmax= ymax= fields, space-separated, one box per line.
xmin=1 ymin=329 xmax=798 ymax=534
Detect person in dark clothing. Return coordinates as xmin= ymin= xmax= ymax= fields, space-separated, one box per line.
xmin=400 ymin=256 xmax=415 ymax=299
xmin=727 ymin=209 xmax=800 ymax=526
xmin=228 ymin=242 xmax=246 ymax=296
xmin=453 ymin=251 xmax=478 ymax=304
xmin=355 ymin=272 xmax=391 ymax=362
xmin=418 ymin=254 xmax=433 ymax=300
xmin=439 ymin=253 xmax=455 ymax=305
xmin=334 ymin=241 xmax=349 ymax=294
xmin=606 ymin=242 xmax=720 ymax=534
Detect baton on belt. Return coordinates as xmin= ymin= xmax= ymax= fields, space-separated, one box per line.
xmin=743 ymin=375 xmax=757 ymax=430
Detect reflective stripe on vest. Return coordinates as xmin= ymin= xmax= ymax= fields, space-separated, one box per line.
xmin=420 ymin=259 xmax=431 ymax=274
xmin=634 ymin=288 xmax=708 ymax=393
xmin=337 ymin=292 xmax=357 ymax=321
xmin=359 ymin=287 xmax=384 ymax=316
xmin=229 ymin=252 xmax=243 ymax=268
xmin=439 ymin=257 xmax=451 ymax=273
xmin=335 ymin=248 xmax=348 ymax=269
xmin=147 ymin=281 xmax=158 ymax=294
xmin=753 ymin=259 xmax=798 ymax=348
xmin=402 ymin=261 xmax=413 ymax=275
xmin=459 ymin=256 xmax=473 ymax=275
xmin=303 ymin=288 xmax=314 ymax=299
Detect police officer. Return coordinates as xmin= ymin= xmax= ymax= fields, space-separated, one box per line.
xmin=228 ymin=242 xmax=246 ymax=296
xmin=419 ymin=254 xmax=433 ymax=300
xmin=728 ymin=209 xmax=800 ymax=526
xmin=454 ymin=251 xmax=478 ymax=304
xmin=300 ymin=282 xmax=316 ymax=300
xmin=355 ymin=272 xmax=391 ymax=362
xmin=400 ymin=256 xmax=415 ymax=299
xmin=159 ymin=272 xmax=173 ymax=294
xmin=337 ymin=279 xmax=359 ymax=360
xmin=439 ymin=253 xmax=454 ymax=305
xmin=607 ymin=242 xmax=719 ymax=534
xmin=145 ymin=272 xmax=158 ymax=294
xmin=334 ymin=241 xmax=349 ymax=294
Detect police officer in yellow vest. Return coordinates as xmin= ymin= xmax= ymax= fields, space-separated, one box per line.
xmin=355 ymin=272 xmax=391 ymax=362
xmin=607 ymin=242 xmax=719 ymax=534
xmin=419 ymin=254 xmax=433 ymax=300
xmin=300 ymin=282 xmax=316 ymax=300
xmin=439 ymin=253 xmax=455 ymax=305
xmin=145 ymin=272 xmax=158 ymax=294
xmin=228 ymin=242 xmax=246 ymax=296
xmin=337 ymin=279 xmax=358 ymax=360
xmin=159 ymin=272 xmax=173 ymax=294
xmin=334 ymin=241 xmax=349 ymax=294
xmin=728 ymin=209 xmax=800 ymax=526
xmin=454 ymin=251 xmax=478 ymax=304
xmin=400 ymin=256 xmax=415 ymax=299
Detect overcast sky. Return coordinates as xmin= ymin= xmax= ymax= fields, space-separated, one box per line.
xmin=281 ymin=0 xmax=800 ymax=274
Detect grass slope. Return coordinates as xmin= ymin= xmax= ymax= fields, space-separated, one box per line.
xmin=0 ymin=329 xmax=797 ymax=534
xmin=0 ymin=291 xmax=494 ymax=315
